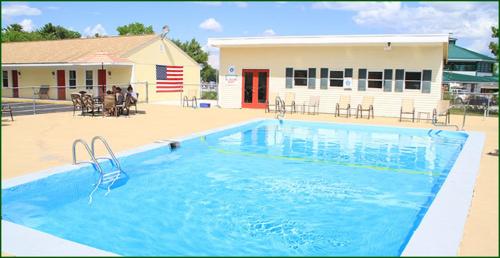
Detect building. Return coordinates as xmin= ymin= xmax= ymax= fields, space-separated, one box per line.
xmin=209 ymin=34 xmax=449 ymax=117
xmin=443 ymin=38 xmax=498 ymax=93
xmin=1 ymin=34 xmax=200 ymax=102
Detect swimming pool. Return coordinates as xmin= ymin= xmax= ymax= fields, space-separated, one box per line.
xmin=2 ymin=119 xmax=484 ymax=256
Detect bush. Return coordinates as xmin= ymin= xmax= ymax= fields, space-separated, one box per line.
xmin=201 ymin=91 xmax=217 ymax=100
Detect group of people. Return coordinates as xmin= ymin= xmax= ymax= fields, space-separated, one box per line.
xmin=103 ymin=85 xmax=138 ymax=116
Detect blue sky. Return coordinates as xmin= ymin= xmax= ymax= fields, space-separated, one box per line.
xmin=2 ymin=1 xmax=498 ymax=68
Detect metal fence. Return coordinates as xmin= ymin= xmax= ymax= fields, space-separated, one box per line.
xmin=444 ymin=91 xmax=498 ymax=117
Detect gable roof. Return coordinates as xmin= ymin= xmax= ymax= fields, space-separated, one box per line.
xmin=448 ymin=44 xmax=496 ymax=62
xmin=1 ymin=34 xmax=159 ymax=64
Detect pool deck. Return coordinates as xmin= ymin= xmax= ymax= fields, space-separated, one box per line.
xmin=1 ymin=102 xmax=498 ymax=256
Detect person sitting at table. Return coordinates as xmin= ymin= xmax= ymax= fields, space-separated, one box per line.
xmin=115 ymin=87 xmax=125 ymax=105
xmin=126 ymin=85 xmax=138 ymax=104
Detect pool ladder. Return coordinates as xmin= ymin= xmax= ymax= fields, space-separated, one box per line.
xmin=72 ymin=136 xmax=126 ymax=204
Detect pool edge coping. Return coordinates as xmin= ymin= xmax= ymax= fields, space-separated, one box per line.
xmin=1 ymin=118 xmax=485 ymax=256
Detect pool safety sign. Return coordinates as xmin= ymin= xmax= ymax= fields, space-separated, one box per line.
xmin=225 ymin=65 xmax=238 ymax=85
xmin=344 ymin=78 xmax=353 ymax=89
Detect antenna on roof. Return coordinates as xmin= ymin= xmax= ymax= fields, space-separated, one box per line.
xmin=160 ymin=25 xmax=170 ymax=39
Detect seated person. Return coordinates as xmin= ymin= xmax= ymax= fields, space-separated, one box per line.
xmin=115 ymin=87 xmax=124 ymax=105
xmin=126 ymin=85 xmax=138 ymax=104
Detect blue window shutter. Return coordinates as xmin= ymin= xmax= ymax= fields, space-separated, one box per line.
xmin=358 ymin=69 xmax=367 ymax=91
xmin=422 ymin=70 xmax=432 ymax=93
xmin=308 ymin=68 xmax=316 ymax=89
xmin=320 ymin=68 xmax=328 ymax=89
xmin=285 ymin=68 xmax=293 ymax=88
xmin=383 ymin=69 xmax=393 ymax=92
xmin=395 ymin=69 xmax=404 ymax=92
xmin=344 ymin=68 xmax=353 ymax=78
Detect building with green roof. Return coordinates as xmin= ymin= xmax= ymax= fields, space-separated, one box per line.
xmin=443 ymin=38 xmax=498 ymax=93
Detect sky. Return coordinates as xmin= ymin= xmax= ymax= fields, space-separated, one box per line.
xmin=2 ymin=1 xmax=499 ymax=68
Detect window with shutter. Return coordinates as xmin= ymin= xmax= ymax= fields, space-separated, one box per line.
xmin=320 ymin=68 xmax=328 ymax=89
xmin=358 ymin=69 xmax=367 ymax=91
xmin=383 ymin=69 xmax=393 ymax=92
xmin=308 ymin=68 xmax=316 ymax=89
xmin=285 ymin=68 xmax=293 ymax=88
xmin=395 ymin=69 xmax=404 ymax=92
xmin=422 ymin=70 xmax=432 ymax=93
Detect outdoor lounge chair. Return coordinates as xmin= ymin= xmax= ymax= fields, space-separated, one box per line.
xmin=70 ymin=93 xmax=84 ymax=116
xmin=335 ymin=95 xmax=351 ymax=117
xmin=2 ymin=104 xmax=14 ymax=121
xmin=432 ymin=100 xmax=451 ymax=125
xmin=357 ymin=96 xmax=374 ymax=119
xmin=306 ymin=96 xmax=320 ymax=115
xmin=183 ymin=89 xmax=198 ymax=108
xmin=39 ymin=85 xmax=50 ymax=99
xmin=400 ymin=98 xmax=415 ymax=122
xmin=284 ymin=92 xmax=296 ymax=114
xmin=82 ymin=94 xmax=103 ymax=116
xmin=103 ymin=94 xmax=118 ymax=117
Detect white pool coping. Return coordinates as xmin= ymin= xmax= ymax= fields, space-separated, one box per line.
xmin=1 ymin=118 xmax=485 ymax=256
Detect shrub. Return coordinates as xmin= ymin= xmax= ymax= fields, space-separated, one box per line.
xmin=201 ymin=91 xmax=217 ymax=100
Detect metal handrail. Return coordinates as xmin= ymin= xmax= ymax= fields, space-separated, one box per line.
xmin=91 ymin=136 xmax=122 ymax=171
xmin=72 ymin=139 xmax=103 ymax=174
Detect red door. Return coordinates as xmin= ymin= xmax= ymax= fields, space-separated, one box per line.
xmin=98 ymin=69 xmax=106 ymax=97
xmin=241 ymin=69 xmax=269 ymax=108
xmin=56 ymin=70 xmax=66 ymax=100
xmin=11 ymin=70 xmax=18 ymax=98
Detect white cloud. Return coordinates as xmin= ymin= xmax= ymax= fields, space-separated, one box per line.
xmin=311 ymin=2 xmax=498 ymax=55
xmin=2 ymin=4 xmax=41 ymax=17
xmin=199 ymin=18 xmax=222 ymax=32
xmin=235 ymin=2 xmax=248 ymax=8
xmin=19 ymin=19 xmax=34 ymax=32
xmin=263 ymin=29 xmax=276 ymax=36
xmin=83 ymin=24 xmax=107 ymax=37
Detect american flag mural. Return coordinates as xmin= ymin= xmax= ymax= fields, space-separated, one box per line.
xmin=156 ymin=65 xmax=184 ymax=93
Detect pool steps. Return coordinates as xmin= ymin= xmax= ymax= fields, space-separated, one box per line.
xmin=72 ymin=136 xmax=128 ymax=204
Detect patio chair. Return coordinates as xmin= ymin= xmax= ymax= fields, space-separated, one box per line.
xmin=306 ymin=96 xmax=320 ymax=115
xmin=432 ymin=100 xmax=451 ymax=125
xmin=126 ymin=92 xmax=139 ymax=114
xmin=400 ymin=98 xmax=415 ymax=122
xmin=183 ymin=89 xmax=198 ymax=108
xmin=2 ymin=104 xmax=14 ymax=121
xmin=335 ymin=95 xmax=351 ymax=117
xmin=284 ymin=92 xmax=296 ymax=114
xmin=82 ymin=94 xmax=103 ymax=116
xmin=103 ymin=94 xmax=118 ymax=117
xmin=357 ymin=96 xmax=374 ymax=119
xmin=39 ymin=85 xmax=50 ymax=99
xmin=70 ymin=93 xmax=84 ymax=116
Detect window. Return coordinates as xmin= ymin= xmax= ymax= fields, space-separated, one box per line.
xmin=477 ymin=62 xmax=493 ymax=73
xmin=404 ymin=71 xmax=422 ymax=90
xmin=2 ymin=71 xmax=8 ymax=88
xmin=69 ymin=70 xmax=77 ymax=89
xmin=367 ymin=71 xmax=383 ymax=89
xmin=329 ymin=70 xmax=343 ymax=87
xmin=85 ymin=70 xmax=93 ymax=89
xmin=294 ymin=70 xmax=308 ymax=86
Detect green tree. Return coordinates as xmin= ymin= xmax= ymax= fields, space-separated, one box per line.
xmin=1 ymin=22 xmax=80 ymax=42
xmin=489 ymin=26 xmax=498 ymax=58
xmin=171 ymin=38 xmax=218 ymax=82
xmin=116 ymin=22 xmax=154 ymax=36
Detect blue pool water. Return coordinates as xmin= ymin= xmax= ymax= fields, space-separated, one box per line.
xmin=2 ymin=120 xmax=468 ymax=256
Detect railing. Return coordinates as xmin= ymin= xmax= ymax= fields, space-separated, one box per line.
xmin=444 ymin=91 xmax=498 ymax=118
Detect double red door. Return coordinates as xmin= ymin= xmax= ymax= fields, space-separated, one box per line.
xmin=241 ymin=69 xmax=269 ymax=108
xmin=56 ymin=70 xmax=66 ymax=100
xmin=98 ymin=69 xmax=106 ymax=97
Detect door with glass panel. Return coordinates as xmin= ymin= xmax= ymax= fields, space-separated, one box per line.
xmin=241 ymin=69 xmax=269 ymax=108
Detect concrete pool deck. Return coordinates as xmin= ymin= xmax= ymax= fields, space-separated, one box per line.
xmin=1 ymin=102 xmax=498 ymax=256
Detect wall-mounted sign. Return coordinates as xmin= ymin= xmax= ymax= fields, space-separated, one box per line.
xmin=225 ymin=74 xmax=238 ymax=85
xmin=344 ymin=78 xmax=353 ymax=89
xmin=228 ymin=65 xmax=236 ymax=75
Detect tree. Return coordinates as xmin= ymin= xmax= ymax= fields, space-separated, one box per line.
xmin=171 ymin=38 xmax=218 ymax=82
xmin=489 ymin=26 xmax=498 ymax=58
xmin=1 ymin=23 xmax=80 ymax=42
xmin=116 ymin=22 xmax=154 ymax=36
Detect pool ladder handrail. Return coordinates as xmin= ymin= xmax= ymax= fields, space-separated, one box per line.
xmin=72 ymin=136 xmax=123 ymax=204
xmin=276 ymin=97 xmax=286 ymax=121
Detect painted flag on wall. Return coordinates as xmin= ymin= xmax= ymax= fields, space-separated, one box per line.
xmin=156 ymin=65 xmax=184 ymax=92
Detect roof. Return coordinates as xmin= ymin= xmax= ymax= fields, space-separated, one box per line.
xmin=208 ymin=34 xmax=450 ymax=47
xmin=443 ymin=72 xmax=499 ymax=83
xmin=1 ymin=34 xmax=159 ymax=64
xmin=448 ymin=43 xmax=496 ymax=62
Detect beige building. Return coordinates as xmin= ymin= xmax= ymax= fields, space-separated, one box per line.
xmin=1 ymin=35 xmax=200 ymax=102
xmin=209 ymin=34 xmax=449 ymax=117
